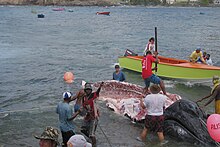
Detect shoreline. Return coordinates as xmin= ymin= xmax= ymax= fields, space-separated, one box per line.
xmin=0 ymin=4 xmax=219 ymax=7
xmin=0 ymin=0 xmax=219 ymax=7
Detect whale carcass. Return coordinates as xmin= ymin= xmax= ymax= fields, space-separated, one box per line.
xmin=92 ymin=80 xmax=218 ymax=146
xmin=93 ymin=80 xmax=180 ymax=121
xmin=164 ymin=99 xmax=219 ymax=146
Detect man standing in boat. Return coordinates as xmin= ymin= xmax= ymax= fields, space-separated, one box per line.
xmin=142 ymin=51 xmax=167 ymax=95
xmin=197 ymin=75 xmax=220 ymax=114
xmin=189 ymin=47 xmax=207 ymax=64
xmin=143 ymin=37 xmax=155 ymax=56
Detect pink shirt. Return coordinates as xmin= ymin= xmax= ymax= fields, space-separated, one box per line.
xmin=142 ymin=54 xmax=156 ymax=79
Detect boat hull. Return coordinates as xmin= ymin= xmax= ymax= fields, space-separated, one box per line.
xmin=96 ymin=12 xmax=110 ymax=15
xmin=52 ymin=8 xmax=65 ymax=11
xmin=119 ymin=56 xmax=220 ymax=80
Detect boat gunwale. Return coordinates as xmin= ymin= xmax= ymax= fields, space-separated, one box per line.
xmin=119 ymin=56 xmax=220 ymax=70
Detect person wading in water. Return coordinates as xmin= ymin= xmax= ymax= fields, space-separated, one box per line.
xmin=197 ymin=75 xmax=220 ymax=114
xmin=74 ymin=82 xmax=104 ymax=147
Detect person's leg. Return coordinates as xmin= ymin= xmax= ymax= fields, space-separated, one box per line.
xmin=140 ymin=127 xmax=148 ymax=141
xmin=89 ymin=119 xmax=98 ymax=147
xmin=81 ymin=120 xmax=90 ymax=137
xmin=144 ymin=78 xmax=151 ymax=94
xmin=61 ymin=131 xmax=75 ymax=147
xmin=157 ymin=132 xmax=164 ymax=142
xmin=159 ymin=80 xmax=167 ymax=95
xmin=138 ymin=115 xmax=151 ymax=142
xmin=156 ymin=115 xmax=165 ymax=142
xmin=215 ymin=100 xmax=220 ymax=114
xmin=150 ymin=74 xmax=167 ymax=95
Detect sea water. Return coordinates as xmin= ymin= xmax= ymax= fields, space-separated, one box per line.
xmin=0 ymin=6 xmax=220 ymax=146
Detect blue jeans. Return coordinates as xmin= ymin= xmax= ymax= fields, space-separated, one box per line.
xmin=144 ymin=74 xmax=161 ymax=88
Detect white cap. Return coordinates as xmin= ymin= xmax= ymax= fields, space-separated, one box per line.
xmin=67 ymin=134 xmax=92 ymax=147
xmin=62 ymin=92 xmax=72 ymax=99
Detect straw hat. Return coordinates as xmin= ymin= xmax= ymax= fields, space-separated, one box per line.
xmin=34 ymin=126 xmax=59 ymax=145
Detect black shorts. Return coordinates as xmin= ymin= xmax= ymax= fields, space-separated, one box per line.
xmin=61 ymin=130 xmax=75 ymax=147
xmin=145 ymin=115 xmax=164 ymax=133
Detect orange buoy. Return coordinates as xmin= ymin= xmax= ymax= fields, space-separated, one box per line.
xmin=64 ymin=72 xmax=74 ymax=84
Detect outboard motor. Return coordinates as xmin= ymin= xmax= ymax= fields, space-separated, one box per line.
xmin=124 ymin=49 xmax=138 ymax=56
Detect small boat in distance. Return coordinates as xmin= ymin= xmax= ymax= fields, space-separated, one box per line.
xmin=68 ymin=9 xmax=74 ymax=12
xmin=52 ymin=8 xmax=65 ymax=11
xmin=37 ymin=14 xmax=45 ymax=18
xmin=96 ymin=12 xmax=110 ymax=15
xmin=119 ymin=49 xmax=220 ymax=80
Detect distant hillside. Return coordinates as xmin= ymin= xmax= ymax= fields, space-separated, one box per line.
xmin=0 ymin=0 xmax=216 ymax=6
xmin=0 ymin=0 xmax=120 ymax=5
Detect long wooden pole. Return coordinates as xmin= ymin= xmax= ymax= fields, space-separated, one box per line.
xmin=155 ymin=27 xmax=158 ymax=72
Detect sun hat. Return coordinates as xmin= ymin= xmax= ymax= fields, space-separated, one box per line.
xmin=150 ymin=84 xmax=161 ymax=94
xmin=84 ymin=83 xmax=92 ymax=90
xmin=63 ymin=92 xmax=72 ymax=99
xmin=67 ymin=134 xmax=92 ymax=147
xmin=34 ymin=126 xmax=59 ymax=145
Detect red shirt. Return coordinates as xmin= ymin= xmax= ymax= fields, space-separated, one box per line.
xmin=83 ymin=92 xmax=99 ymax=120
xmin=142 ymin=54 xmax=156 ymax=79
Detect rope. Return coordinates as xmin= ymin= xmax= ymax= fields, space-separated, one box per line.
xmin=199 ymin=118 xmax=220 ymax=146
xmin=97 ymin=123 xmax=113 ymax=147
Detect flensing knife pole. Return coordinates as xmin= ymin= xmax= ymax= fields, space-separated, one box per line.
xmin=155 ymin=27 xmax=158 ymax=72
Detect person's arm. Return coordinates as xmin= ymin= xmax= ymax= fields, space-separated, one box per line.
xmin=56 ymin=105 xmax=59 ymax=114
xmin=140 ymin=98 xmax=146 ymax=109
xmin=67 ymin=105 xmax=83 ymax=121
xmin=70 ymin=92 xmax=79 ymax=101
xmin=113 ymin=72 xmax=115 ymax=80
xmin=122 ymin=72 xmax=126 ymax=82
xmin=204 ymin=90 xmax=218 ymax=106
xmin=67 ymin=112 xmax=78 ymax=121
xmin=196 ymin=94 xmax=212 ymax=103
xmin=153 ymin=53 xmax=159 ymax=64
xmin=200 ymin=53 xmax=207 ymax=64
xmin=189 ymin=52 xmax=195 ymax=62
xmin=96 ymin=82 xmax=104 ymax=96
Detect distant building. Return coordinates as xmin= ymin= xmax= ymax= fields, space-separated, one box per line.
xmin=166 ymin=0 xmax=198 ymax=4
xmin=214 ymin=0 xmax=220 ymax=4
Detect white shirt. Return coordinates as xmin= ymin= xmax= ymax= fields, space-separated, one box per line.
xmin=143 ymin=94 xmax=167 ymax=116
xmin=143 ymin=43 xmax=155 ymax=55
xmin=206 ymin=58 xmax=213 ymax=65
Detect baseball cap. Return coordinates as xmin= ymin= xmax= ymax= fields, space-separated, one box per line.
xmin=63 ymin=92 xmax=72 ymax=99
xmin=67 ymin=134 xmax=92 ymax=147
xmin=196 ymin=47 xmax=201 ymax=50
xmin=84 ymin=83 xmax=92 ymax=90
xmin=115 ymin=65 xmax=120 ymax=68
xmin=34 ymin=126 xmax=59 ymax=145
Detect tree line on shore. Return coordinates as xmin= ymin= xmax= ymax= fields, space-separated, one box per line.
xmin=122 ymin=0 xmax=215 ymax=6
xmin=0 ymin=0 xmax=216 ymax=6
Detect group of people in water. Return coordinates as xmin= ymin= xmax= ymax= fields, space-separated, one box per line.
xmin=35 ymin=81 xmax=104 ymax=147
xmin=34 ymin=37 xmax=219 ymax=147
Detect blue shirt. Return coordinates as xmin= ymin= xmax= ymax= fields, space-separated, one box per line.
xmin=56 ymin=101 xmax=75 ymax=132
xmin=113 ymin=71 xmax=126 ymax=82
